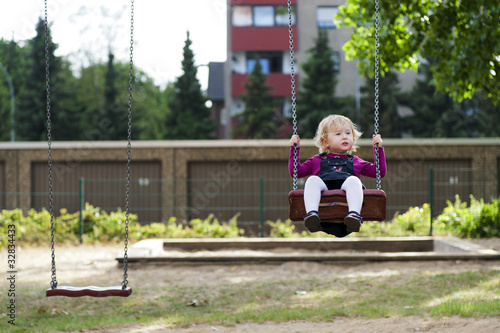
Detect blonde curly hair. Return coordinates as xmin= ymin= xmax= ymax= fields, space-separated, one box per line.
xmin=313 ymin=115 xmax=362 ymax=154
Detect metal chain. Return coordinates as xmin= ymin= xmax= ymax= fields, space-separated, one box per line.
xmin=287 ymin=0 xmax=298 ymax=191
xmin=44 ymin=0 xmax=133 ymax=291
xmin=374 ymin=0 xmax=381 ymax=190
xmin=45 ymin=0 xmax=57 ymax=290
xmin=122 ymin=0 xmax=134 ymax=290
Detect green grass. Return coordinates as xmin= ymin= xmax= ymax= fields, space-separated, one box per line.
xmin=2 ymin=269 xmax=498 ymax=332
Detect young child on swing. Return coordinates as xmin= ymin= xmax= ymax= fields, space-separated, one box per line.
xmin=289 ymin=114 xmax=386 ymax=237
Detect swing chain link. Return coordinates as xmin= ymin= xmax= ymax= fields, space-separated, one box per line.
xmin=287 ymin=0 xmax=298 ymax=191
xmin=122 ymin=0 xmax=134 ymax=290
xmin=45 ymin=0 xmax=57 ymax=290
xmin=374 ymin=0 xmax=381 ymax=190
xmin=44 ymin=0 xmax=132 ymax=292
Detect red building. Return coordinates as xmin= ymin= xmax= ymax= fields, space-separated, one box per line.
xmin=222 ymin=0 xmax=298 ymax=138
xmin=205 ymin=0 xmax=419 ymax=139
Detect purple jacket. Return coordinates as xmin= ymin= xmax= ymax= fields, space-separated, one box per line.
xmin=288 ymin=146 xmax=387 ymax=179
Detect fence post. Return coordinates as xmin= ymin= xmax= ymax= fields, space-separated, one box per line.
xmin=429 ymin=167 xmax=433 ymax=236
xmin=260 ymin=177 xmax=264 ymax=237
xmin=79 ymin=177 xmax=84 ymax=242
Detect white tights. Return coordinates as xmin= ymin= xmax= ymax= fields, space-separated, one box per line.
xmin=304 ymin=176 xmax=363 ymax=214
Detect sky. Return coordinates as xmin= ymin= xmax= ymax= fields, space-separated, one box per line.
xmin=1 ymin=0 xmax=227 ymax=89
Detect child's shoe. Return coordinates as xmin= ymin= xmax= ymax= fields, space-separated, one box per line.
xmin=344 ymin=211 xmax=362 ymax=232
xmin=304 ymin=211 xmax=322 ymax=233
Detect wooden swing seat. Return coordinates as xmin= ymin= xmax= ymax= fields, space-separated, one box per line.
xmin=46 ymin=286 xmax=132 ymax=298
xmin=288 ymin=189 xmax=386 ymax=222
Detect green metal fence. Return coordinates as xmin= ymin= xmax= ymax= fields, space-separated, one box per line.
xmin=3 ymin=167 xmax=490 ymax=236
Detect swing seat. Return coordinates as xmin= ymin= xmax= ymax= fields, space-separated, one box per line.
xmin=46 ymin=286 xmax=132 ymax=298
xmin=288 ymin=189 xmax=386 ymax=222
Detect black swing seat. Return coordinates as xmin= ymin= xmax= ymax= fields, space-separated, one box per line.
xmin=288 ymin=189 xmax=386 ymax=222
xmin=46 ymin=286 xmax=132 ymax=298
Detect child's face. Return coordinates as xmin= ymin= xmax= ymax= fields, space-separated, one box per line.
xmin=322 ymin=122 xmax=354 ymax=154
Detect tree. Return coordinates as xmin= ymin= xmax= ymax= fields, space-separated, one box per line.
xmin=0 ymin=39 xmax=30 ymax=141
xmin=0 ymin=41 xmax=17 ymax=141
xmin=74 ymin=59 xmax=162 ymax=141
xmin=337 ymin=0 xmax=500 ymax=104
xmin=15 ymin=18 xmax=56 ymax=141
xmin=398 ymin=59 xmax=500 ymax=138
xmin=134 ymin=73 xmax=171 ymax=140
xmin=75 ymin=61 xmax=106 ymax=141
xmin=296 ymin=29 xmax=341 ymax=138
xmin=360 ymin=70 xmax=403 ymax=138
xmin=475 ymin=93 xmax=500 ymax=137
xmin=15 ymin=18 xmax=82 ymax=141
xmin=399 ymin=61 xmax=459 ymax=138
xmin=101 ymin=51 xmax=128 ymax=140
xmin=234 ymin=60 xmax=279 ymax=139
xmin=51 ymin=59 xmax=85 ymax=140
xmin=165 ymin=31 xmax=215 ymax=139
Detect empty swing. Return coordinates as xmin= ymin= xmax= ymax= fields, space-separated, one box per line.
xmin=44 ymin=0 xmax=134 ymax=298
xmin=286 ymin=0 xmax=387 ymax=223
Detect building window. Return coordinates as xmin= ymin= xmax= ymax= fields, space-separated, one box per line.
xmin=254 ymin=6 xmax=274 ymax=26
xmin=247 ymin=52 xmax=283 ymax=74
xmin=275 ymin=6 xmax=294 ymax=26
xmin=332 ymin=52 xmax=340 ymax=72
xmin=317 ymin=6 xmax=339 ymax=28
xmin=232 ymin=6 xmax=296 ymax=27
xmin=232 ymin=6 xmax=252 ymax=27
xmin=247 ymin=59 xmax=270 ymax=73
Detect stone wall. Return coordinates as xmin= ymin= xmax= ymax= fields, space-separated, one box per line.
xmin=0 ymin=138 xmax=499 ymax=222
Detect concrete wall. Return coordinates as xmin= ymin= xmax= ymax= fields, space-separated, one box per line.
xmin=0 ymin=138 xmax=499 ymax=224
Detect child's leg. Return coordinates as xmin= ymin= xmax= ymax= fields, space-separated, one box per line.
xmin=303 ymin=176 xmax=328 ymax=233
xmin=341 ymin=176 xmax=363 ymax=214
xmin=304 ymin=176 xmax=328 ymax=213
xmin=341 ymin=176 xmax=363 ymax=232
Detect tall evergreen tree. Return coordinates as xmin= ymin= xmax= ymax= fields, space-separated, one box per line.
xmin=165 ymin=31 xmax=215 ymax=139
xmin=400 ymin=61 xmax=458 ymax=138
xmin=15 ymin=18 xmax=82 ymax=141
xmin=475 ymin=93 xmax=500 ymax=137
xmin=296 ymin=29 xmax=340 ymax=138
xmin=76 ymin=62 xmax=106 ymax=141
xmin=134 ymin=74 xmax=171 ymax=140
xmin=102 ymin=51 xmax=128 ymax=140
xmin=75 ymin=59 xmax=164 ymax=141
xmin=51 ymin=59 xmax=84 ymax=140
xmin=15 ymin=18 xmax=57 ymax=141
xmin=400 ymin=59 xmax=492 ymax=138
xmin=0 ymin=65 xmax=11 ymax=141
xmin=234 ymin=60 xmax=279 ymax=139
xmin=0 ymin=39 xmax=28 ymax=141
xmin=360 ymin=70 xmax=403 ymax=138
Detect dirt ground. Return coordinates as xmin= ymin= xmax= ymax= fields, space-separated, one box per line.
xmin=3 ymin=238 xmax=500 ymax=333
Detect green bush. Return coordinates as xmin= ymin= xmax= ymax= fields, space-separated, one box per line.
xmin=181 ymin=214 xmax=244 ymax=238
xmin=0 ymin=208 xmax=80 ymax=245
xmin=267 ymin=219 xmax=298 ymax=238
xmin=358 ymin=204 xmax=431 ymax=237
xmin=2 ymin=195 xmax=499 ymax=246
xmin=434 ymin=195 xmax=476 ymax=237
xmin=0 ymin=205 xmax=245 ymax=247
xmin=477 ymin=199 xmax=500 ymax=237
xmin=269 ymin=196 xmax=500 ymax=239
xmin=435 ymin=195 xmax=500 ymax=238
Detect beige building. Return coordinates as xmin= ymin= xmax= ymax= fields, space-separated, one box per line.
xmin=218 ymin=0 xmax=419 ymax=138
